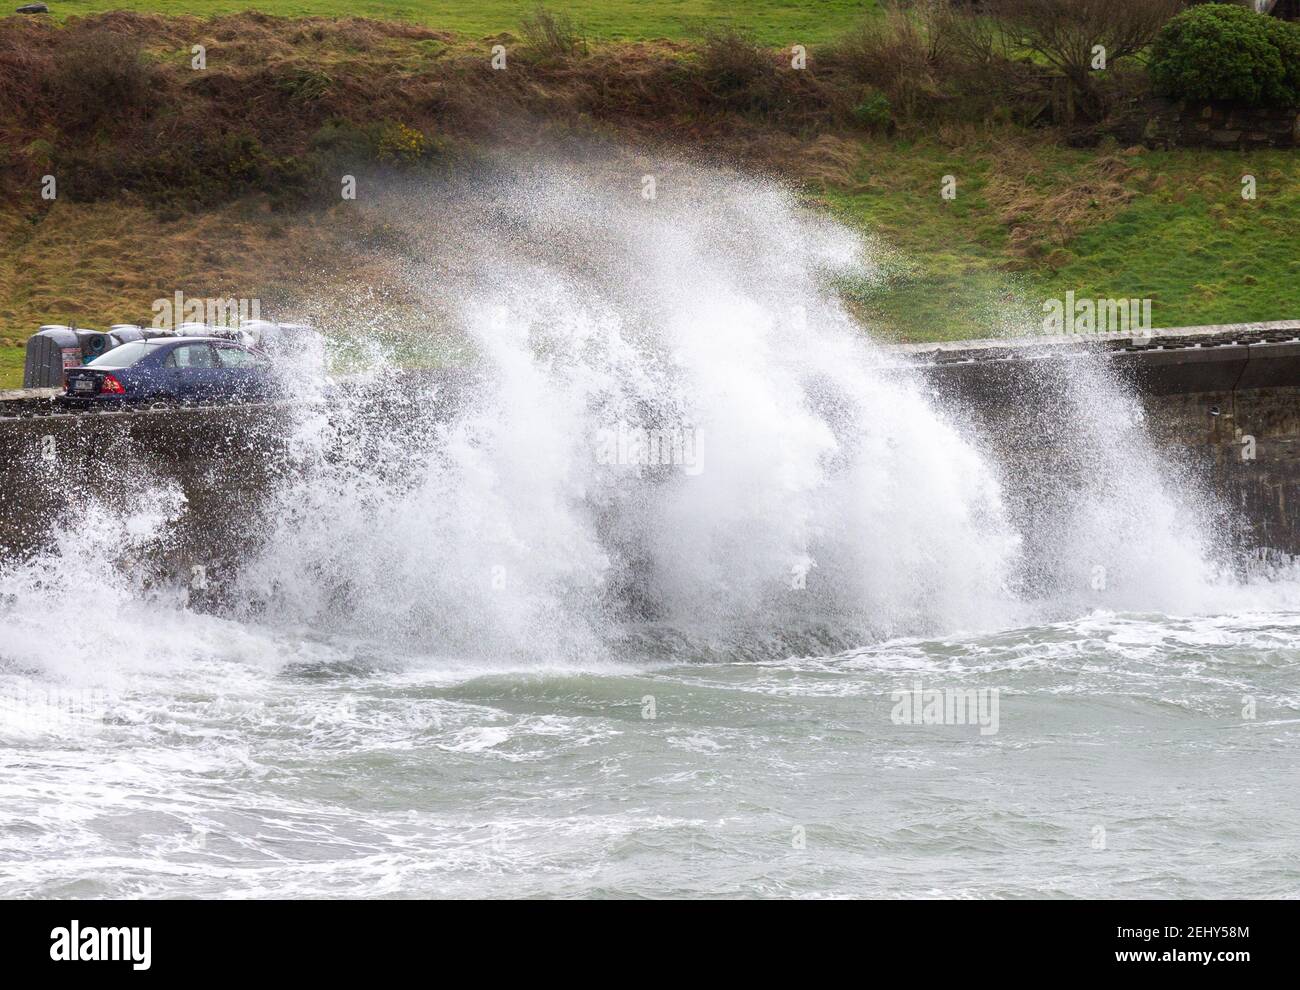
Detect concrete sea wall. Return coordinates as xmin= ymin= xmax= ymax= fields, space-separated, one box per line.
xmin=906 ymin=321 xmax=1300 ymax=557
xmin=1 ymin=323 xmax=1298 ymax=590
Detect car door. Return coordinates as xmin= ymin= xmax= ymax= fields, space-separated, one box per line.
xmin=213 ymin=344 xmax=262 ymax=399
xmin=166 ymin=342 xmax=221 ymax=399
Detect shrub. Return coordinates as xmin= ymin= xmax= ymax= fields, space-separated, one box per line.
xmin=700 ymin=28 xmax=768 ymax=90
xmin=697 ymin=28 xmax=780 ymax=113
xmin=519 ymin=5 xmax=586 ymax=61
xmin=310 ymin=119 xmax=435 ymax=170
xmin=822 ymin=2 xmax=1047 ymax=127
xmin=1150 ymin=3 xmax=1300 ymax=106
xmin=376 ymin=122 xmax=429 ymax=165
xmin=853 ymin=90 xmax=893 ymax=129
xmin=989 ymin=0 xmax=1184 ymax=122
xmin=23 ymin=138 xmax=54 ymax=167
xmin=44 ymin=31 xmax=159 ymax=132
xmin=822 ymin=5 xmax=946 ymax=121
xmin=1265 ymin=13 xmax=1300 ymax=104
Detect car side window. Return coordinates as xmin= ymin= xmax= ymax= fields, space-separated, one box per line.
xmin=216 ymin=346 xmax=257 ymax=368
xmin=167 ymin=344 xmax=217 ymax=369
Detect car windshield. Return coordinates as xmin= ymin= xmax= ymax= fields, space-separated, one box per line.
xmin=86 ymin=341 xmax=163 ymax=367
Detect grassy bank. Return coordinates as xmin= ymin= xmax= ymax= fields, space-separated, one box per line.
xmin=819 ymin=140 xmax=1300 ymax=340
xmin=0 ymin=9 xmax=1296 ymax=386
xmin=0 ymin=345 xmax=22 ymax=388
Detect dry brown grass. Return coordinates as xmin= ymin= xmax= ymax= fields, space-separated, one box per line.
xmin=982 ymin=146 xmax=1137 ymax=263
xmin=0 ymin=197 xmax=371 ymax=331
xmin=0 ymin=11 xmax=854 ymax=198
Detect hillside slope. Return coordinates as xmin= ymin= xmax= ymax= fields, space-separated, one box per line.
xmin=1 ymin=11 xmax=1296 ymax=385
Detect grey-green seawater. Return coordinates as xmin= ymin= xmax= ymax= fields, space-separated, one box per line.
xmin=4 ymin=606 xmax=1297 ymax=898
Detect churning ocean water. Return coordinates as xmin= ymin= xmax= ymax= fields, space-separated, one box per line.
xmin=2 ymin=158 xmax=1298 ymax=898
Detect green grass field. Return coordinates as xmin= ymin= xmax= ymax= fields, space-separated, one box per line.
xmin=0 ymin=346 xmax=22 ymax=389
xmin=819 ymin=142 xmax=1300 ymax=341
xmin=42 ymin=0 xmax=879 ymax=45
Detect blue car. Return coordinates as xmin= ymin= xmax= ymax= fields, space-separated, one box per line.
xmin=60 ymin=337 xmax=282 ymax=408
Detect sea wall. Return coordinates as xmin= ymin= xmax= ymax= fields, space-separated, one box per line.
xmin=0 ymin=403 xmax=296 ymax=604
xmin=906 ymin=322 xmax=1300 ymax=556
xmin=2 ymin=325 xmax=1299 ymax=589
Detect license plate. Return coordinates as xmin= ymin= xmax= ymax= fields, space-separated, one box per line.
xmin=73 ymin=379 xmax=95 ymax=392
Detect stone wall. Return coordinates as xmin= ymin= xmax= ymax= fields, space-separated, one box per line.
xmin=1138 ymin=97 xmax=1300 ymax=149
